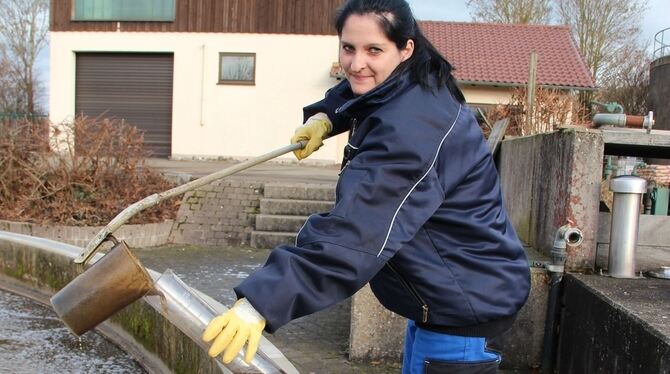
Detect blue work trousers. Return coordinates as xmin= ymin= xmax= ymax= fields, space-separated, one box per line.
xmin=402 ymin=320 xmax=501 ymax=374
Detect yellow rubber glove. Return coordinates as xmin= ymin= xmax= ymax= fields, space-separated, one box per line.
xmin=291 ymin=112 xmax=333 ymax=160
xmin=202 ymin=298 xmax=266 ymax=364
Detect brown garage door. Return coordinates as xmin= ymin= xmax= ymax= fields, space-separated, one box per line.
xmin=75 ymin=53 xmax=174 ymax=158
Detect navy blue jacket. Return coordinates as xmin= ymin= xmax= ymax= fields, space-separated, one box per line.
xmin=235 ymin=71 xmax=530 ymax=337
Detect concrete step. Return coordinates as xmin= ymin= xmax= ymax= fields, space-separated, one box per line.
xmin=263 ymin=182 xmax=335 ymax=201
xmin=251 ymin=231 xmax=296 ymax=249
xmin=260 ymin=198 xmax=334 ymax=215
xmin=255 ymin=214 xmax=308 ymax=232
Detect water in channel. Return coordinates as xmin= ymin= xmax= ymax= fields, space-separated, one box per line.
xmin=0 ymin=289 xmax=145 ymax=373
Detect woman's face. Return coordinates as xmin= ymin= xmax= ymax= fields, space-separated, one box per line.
xmin=339 ymin=13 xmax=414 ymax=96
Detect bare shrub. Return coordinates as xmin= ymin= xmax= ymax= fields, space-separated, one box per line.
xmin=0 ymin=117 xmax=49 ymax=208
xmin=484 ymin=87 xmax=590 ymax=137
xmin=0 ymin=116 xmax=179 ymax=225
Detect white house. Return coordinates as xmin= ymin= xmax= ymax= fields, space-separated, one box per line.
xmin=49 ymin=1 xmax=595 ymax=163
xmin=49 ymin=0 xmax=348 ymax=161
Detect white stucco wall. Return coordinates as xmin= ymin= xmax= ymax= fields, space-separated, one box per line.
xmin=49 ymin=32 xmax=519 ymax=163
xmin=49 ymin=31 xmax=348 ymax=163
xmin=461 ymin=85 xmax=513 ymax=105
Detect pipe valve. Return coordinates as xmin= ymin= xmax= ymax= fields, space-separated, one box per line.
xmin=563 ymin=227 xmax=583 ymax=247
xmin=552 ymin=225 xmax=583 ymax=250
xmin=547 ymin=225 xmax=583 ymax=274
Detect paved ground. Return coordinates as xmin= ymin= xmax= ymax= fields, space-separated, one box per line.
xmin=135 ymin=244 xmax=402 ymax=374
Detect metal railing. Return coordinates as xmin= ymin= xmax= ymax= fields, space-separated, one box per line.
xmin=654 ymin=27 xmax=670 ymax=60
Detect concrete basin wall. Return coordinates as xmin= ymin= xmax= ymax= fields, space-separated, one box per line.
xmin=596 ymin=212 xmax=670 ymax=272
xmin=499 ymin=128 xmax=603 ymax=270
xmin=558 ymin=274 xmax=670 ymax=373
xmin=0 ymin=232 xmax=218 ymax=373
xmin=0 ymin=231 xmax=296 ymax=374
xmin=349 ymin=267 xmax=550 ymax=370
xmin=0 ymin=220 xmax=173 ymax=249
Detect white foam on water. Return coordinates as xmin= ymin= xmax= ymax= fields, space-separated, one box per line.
xmin=0 ymin=290 xmax=145 ymax=373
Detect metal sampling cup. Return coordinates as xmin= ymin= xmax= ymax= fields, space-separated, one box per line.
xmin=50 ymin=238 xmax=154 ymax=335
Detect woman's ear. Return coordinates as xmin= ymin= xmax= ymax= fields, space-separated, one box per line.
xmin=401 ymin=39 xmax=415 ymax=62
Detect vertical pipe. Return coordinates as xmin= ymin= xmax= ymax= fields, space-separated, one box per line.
xmin=608 ymin=176 xmax=647 ymax=278
xmin=541 ymin=272 xmax=562 ymax=372
xmin=541 ymin=225 xmax=583 ymax=373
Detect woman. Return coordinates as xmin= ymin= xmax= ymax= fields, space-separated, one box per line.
xmin=203 ymin=1 xmax=530 ymax=372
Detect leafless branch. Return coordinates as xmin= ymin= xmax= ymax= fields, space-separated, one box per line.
xmin=0 ymin=0 xmax=49 ymax=114
xmin=467 ymin=0 xmax=553 ymax=24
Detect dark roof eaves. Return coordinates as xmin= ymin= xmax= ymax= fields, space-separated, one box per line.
xmin=457 ymin=79 xmax=598 ymax=91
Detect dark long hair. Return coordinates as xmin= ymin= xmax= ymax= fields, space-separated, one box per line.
xmin=335 ymin=0 xmax=465 ymax=103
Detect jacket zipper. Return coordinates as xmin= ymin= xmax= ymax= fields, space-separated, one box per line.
xmin=339 ymin=117 xmax=358 ymax=176
xmin=386 ymin=262 xmax=429 ymax=323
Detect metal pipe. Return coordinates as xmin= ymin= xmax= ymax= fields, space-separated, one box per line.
xmin=546 ymin=225 xmax=583 ymax=275
xmin=592 ymin=111 xmax=654 ymax=133
xmin=608 ymin=176 xmax=647 ymax=278
xmin=151 ymin=269 xmax=284 ymax=374
xmin=541 ymin=224 xmax=583 ymax=372
xmin=594 ymin=113 xmax=628 ymax=127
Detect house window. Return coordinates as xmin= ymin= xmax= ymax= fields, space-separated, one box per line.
xmin=73 ymin=0 xmax=176 ymax=22
xmin=218 ymin=53 xmax=256 ymax=85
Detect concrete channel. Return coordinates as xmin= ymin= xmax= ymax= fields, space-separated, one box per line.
xmin=0 ymin=231 xmax=298 ymax=374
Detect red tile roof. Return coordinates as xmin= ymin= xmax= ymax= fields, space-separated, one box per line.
xmin=419 ymin=21 xmax=596 ymax=90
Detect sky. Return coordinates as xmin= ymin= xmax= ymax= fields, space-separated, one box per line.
xmin=405 ymin=0 xmax=670 ymax=49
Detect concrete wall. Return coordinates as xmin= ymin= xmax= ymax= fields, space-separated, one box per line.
xmin=349 ymin=285 xmax=406 ymax=360
xmin=596 ymin=212 xmax=670 ymax=272
xmin=489 ymin=267 xmax=549 ymax=369
xmin=0 ymin=232 xmax=298 ymax=373
xmin=499 ymin=127 xmax=604 ymax=270
xmin=169 ymin=179 xmax=263 ymax=246
xmin=557 ymin=274 xmax=670 ymax=373
xmin=49 ymin=31 xmax=349 ymax=163
xmin=349 ymin=268 xmax=550 ymax=370
xmin=0 ymin=235 xmax=217 ymax=373
xmin=0 ymin=220 xmax=173 ymax=248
